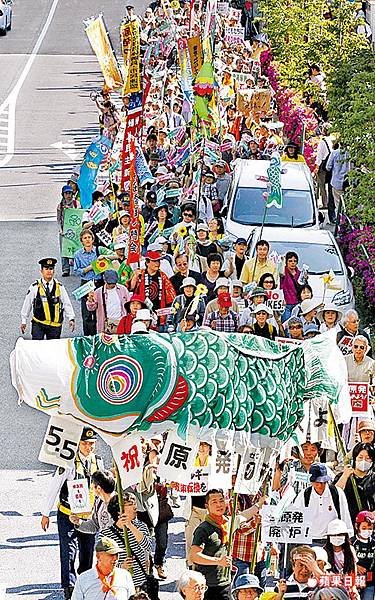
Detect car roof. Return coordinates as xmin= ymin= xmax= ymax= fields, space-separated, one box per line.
xmin=251 ymin=226 xmax=335 ymax=245
xmin=235 ymin=159 xmax=311 ymax=191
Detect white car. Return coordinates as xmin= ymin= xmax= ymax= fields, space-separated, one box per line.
xmin=247 ymin=227 xmax=355 ymax=310
xmin=0 ymin=0 xmax=12 ymax=35
xmin=224 ymin=159 xmax=322 ymax=241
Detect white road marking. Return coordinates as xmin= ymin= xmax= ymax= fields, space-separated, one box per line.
xmin=50 ymin=140 xmax=81 ymax=162
xmin=0 ymin=0 xmax=60 ymax=168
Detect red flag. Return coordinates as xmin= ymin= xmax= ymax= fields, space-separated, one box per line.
xmin=127 ymin=139 xmax=141 ymax=265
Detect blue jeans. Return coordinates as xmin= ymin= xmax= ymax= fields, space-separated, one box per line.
xmin=361 ymin=584 xmax=374 ymax=600
xmin=282 ymin=304 xmax=297 ymax=323
xmin=154 ymin=521 xmax=168 ymax=566
xmin=57 ymin=510 xmax=95 ymax=588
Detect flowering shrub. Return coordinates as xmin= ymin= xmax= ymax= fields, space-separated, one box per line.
xmin=338 ymin=218 xmax=375 ymax=317
xmin=260 ymin=50 xmax=319 ymax=172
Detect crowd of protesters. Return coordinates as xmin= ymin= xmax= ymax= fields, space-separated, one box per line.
xmin=18 ymin=0 xmax=375 ymax=599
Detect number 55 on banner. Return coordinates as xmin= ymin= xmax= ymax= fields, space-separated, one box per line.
xmin=39 ymin=415 xmax=83 ymax=468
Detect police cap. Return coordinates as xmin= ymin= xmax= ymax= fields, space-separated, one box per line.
xmin=39 ymin=258 xmax=57 ymax=269
xmin=81 ymin=427 xmax=98 ymax=441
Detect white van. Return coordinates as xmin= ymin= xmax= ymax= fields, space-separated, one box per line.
xmin=224 ymin=159 xmax=321 ymax=241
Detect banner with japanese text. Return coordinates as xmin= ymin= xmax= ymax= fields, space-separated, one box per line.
xmin=85 ymin=15 xmax=123 ymax=90
xmin=61 ymin=208 xmax=85 ymax=258
xmin=121 ymin=21 xmax=141 ymax=95
xmin=127 ymin=139 xmax=141 ymax=265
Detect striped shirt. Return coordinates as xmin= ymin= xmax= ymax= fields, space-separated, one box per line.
xmin=101 ymin=519 xmax=152 ymax=587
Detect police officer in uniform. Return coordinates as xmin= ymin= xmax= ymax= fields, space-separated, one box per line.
xmin=20 ymin=258 xmax=75 ymax=339
xmin=40 ymin=427 xmax=104 ymax=599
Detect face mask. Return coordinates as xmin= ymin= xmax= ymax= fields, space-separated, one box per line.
xmin=359 ymin=530 xmax=373 ymax=540
xmin=330 ymin=535 xmax=346 ymax=547
xmin=356 ymin=459 xmax=372 ymax=472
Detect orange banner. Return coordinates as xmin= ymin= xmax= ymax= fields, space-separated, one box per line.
xmin=85 ymin=16 xmax=123 ymax=90
xmin=187 ymin=36 xmax=203 ymax=76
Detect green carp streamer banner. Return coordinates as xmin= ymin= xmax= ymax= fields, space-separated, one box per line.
xmin=10 ymin=331 xmax=350 ymax=446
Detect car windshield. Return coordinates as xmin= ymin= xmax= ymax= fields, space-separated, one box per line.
xmin=231 ymin=187 xmax=315 ymax=227
xmin=263 ymin=241 xmax=344 ymax=275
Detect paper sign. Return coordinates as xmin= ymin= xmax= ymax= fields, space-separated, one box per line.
xmin=224 ymin=26 xmax=244 ymax=45
xmin=111 ymin=434 xmax=143 ymax=488
xmin=171 ymin=466 xmax=210 ymax=495
xmin=39 ymin=415 xmax=83 ymax=468
xmin=158 ymin=431 xmax=198 ymax=484
xmin=228 ymin=7 xmax=242 ymax=20
xmin=88 ymin=204 xmax=108 ymax=225
xmin=338 ymin=335 xmax=353 ymax=356
xmin=220 ymin=141 xmax=233 ymax=152
xmin=217 ymin=1 xmax=229 ymax=14
xmin=235 ymin=447 xmax=276 ymax=495
xmin=72 ymin=280 xmax=95 ymax=301
xmin=261 ymin=506 xmax=312 ymax=544
xmin=266 ymin=289 xmax=285 ymax=311
xmin=276 ymin=337 xmax=303 ymax=347
xmin=209 ymin=449 xmax=234 ymax=490
xmin=96 ymin=229 xmax=112 ymax=247
xmin=67 ymin=479 xmax=91 ymax=515
xmin=349 ymin=382 xmax=369 ymax=417
xmin=156 ymin=307 xmax=173 ymax=317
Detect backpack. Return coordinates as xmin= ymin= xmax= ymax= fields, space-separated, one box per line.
xmin=304 ymin=484 xmax=341 ymax=519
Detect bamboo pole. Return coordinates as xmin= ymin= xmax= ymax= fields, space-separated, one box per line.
xmin=114 ymin=460 xmax=133 ymax=574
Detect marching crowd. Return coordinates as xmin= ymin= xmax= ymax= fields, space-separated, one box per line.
xmin=17 ymin=0 xmax=375 ymax=599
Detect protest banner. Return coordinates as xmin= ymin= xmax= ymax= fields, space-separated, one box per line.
xmin=96 ymin=229 xmax=113 ymax=247
xmin=135 ymin=145 xmax=155 ymax=187
xmin=266 ymin=289 xmax=285 ymax=311
xmin=61 ymin=208 xmax=85 ymax=258
xmin=228 ymin=7 xmax=242 ymax=20
xmin=338 ymin=335 xmax=354 ymax=356
xmin=224 ymin=26 xmax=244 ymax=45
xmin=88 ymin=204 xmax=108 ymax=225
xmin=121 ymin=92 xmax=143 ymax=190
xmin=110 ymin=434 xmax=143 ymax=488
xmin=233 ymin=71 xmax=250 ymax=85
xmin=121 ymin=21 xmax=141 ymax=95
xmin=349 ymin=382 xmax=369 ymax=417
xmin=217 ymin=1 xmax=229 ymax=14
xmin=235 ymin=447 xmax=277 ymax=495
xmin=187 ymin=36 xmax=203 ymax=76
xmin=209 ymin=449 xmax=234 ymax=490
xmin=171 ymin=465 xmax=210 ymax=495
xmin=261 ymin=506 xmax=312 ymax=544
xmin=67 ymin=479 xmax=91 ymax=516
xmin=38 ymin=415 xmax=83 ymax=468
xmin=276 ymin=337 xmax=303 ymax=347
xmin=158 ymin=431 xmax=198 ymax=484
xmin=77 ymin=135 xmax=112 ymax=208
xmin=85 ymin=15 xmax=123 ymax=90
xmin=127 ymin=139 xmax=141 ymax=265
xmin=72 ymin=280 xmax=95 ymax=301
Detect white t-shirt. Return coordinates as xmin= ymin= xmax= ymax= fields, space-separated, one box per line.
xmin=106 ymin=288 xmax=122 ymax=319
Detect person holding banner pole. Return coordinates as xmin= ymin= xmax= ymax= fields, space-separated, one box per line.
xmin=73 ymin=230 xmax=102 ymax=336
xmin=190 ymin=489 xmax=232 ymax=600
xmin=40 ymin=428 xmax=103 ymax=600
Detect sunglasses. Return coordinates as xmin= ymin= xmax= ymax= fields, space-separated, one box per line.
xmin=183 ymin=213 xmax=193 ymax=217
xmin=290 ymin=325 xmax=302 ymax=329
xmin=263 ymin=280 xmax=274 ymax=284
xmin=353 ymin=344 xmax=365 ymax=349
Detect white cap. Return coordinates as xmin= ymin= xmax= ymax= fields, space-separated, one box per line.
xmin=215 ymin=277 xmax=230 ymax=290
xmin=326 ymin=518 xmax=349 ymax=536
xmin=134 ymin=308 xmax=152 ymax=322
xmin=252 ymin=303 xmax=273 ymax=317
xmin=131 ymin=322 xmax=149 ymax=334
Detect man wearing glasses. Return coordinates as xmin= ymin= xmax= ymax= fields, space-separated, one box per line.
xmin=344 ymin=335 xmax=375 ymax=384
xmin=20 ymin=258 xmax=75 ymax=339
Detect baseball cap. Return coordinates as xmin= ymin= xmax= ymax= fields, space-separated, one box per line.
xmin=234 ymin=237 xmax=247 ymax=246
xmin=232 ymin=574 xmax=263 ymax=594
xmin=95 ymin=537 xmax=121 ymax=554
xmin=62 ymin=185 xmax=74 ymax=194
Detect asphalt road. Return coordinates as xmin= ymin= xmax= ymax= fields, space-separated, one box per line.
xmin=0 ymin=1 xmax=186 ymax=598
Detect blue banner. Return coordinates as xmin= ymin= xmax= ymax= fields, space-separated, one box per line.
xmin=77 ymin=135 xmax=112 ymax=208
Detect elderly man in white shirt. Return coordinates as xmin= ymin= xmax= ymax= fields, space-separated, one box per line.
xmin=293 ymin=462 xmax=353 ymax=543
xmin=72 ymin=537 xmax=135 ymax=600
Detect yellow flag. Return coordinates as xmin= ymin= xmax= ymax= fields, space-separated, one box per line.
xmin=121 ymin=21 xmax=141 ymax=95
xmin=85 ymin=16 xmax=122 ymax=90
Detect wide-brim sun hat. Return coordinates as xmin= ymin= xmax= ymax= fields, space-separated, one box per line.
xmin=317 ymin=302 xmax=343 ymax=322
xmin=300 ymin=298 xmax=323 ymax=316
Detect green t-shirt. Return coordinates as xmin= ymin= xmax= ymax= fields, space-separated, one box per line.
xmin=192 ymin=520 xmax=231 ymax=587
